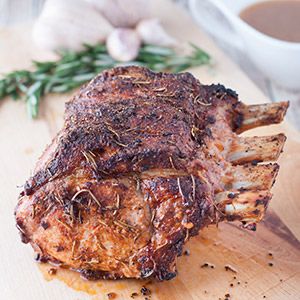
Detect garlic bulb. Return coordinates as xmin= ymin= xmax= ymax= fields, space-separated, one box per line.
xmin=106 ymin=28 xmax=141 ymax=62
xmin=87 ymin=0 xmax=149 ymax=27
xmin=33 ymin=0 xmax=113 ymax=51
xmin=136 ymin=18 xmax=177 ymax=47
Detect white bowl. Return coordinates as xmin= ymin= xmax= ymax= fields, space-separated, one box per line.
xmin=189 ymin=0 xmax=300 ymax=91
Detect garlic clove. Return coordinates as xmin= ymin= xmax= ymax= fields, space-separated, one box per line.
xmin=86 ymin=0 xmax=149 ymax=28
xmin=136 ymin=18 xmax=177 ymax=47
xmin=106 ymin=28 xmax=141 ymax=62
xmin=33 ymin=0 xmax=113 ymax=51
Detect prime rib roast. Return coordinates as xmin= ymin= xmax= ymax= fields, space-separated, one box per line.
xmin=15 ymin=66 xmax=288 ymax=281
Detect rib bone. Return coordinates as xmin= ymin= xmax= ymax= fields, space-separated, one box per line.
xmin=215 ymin=190 xmax=271 ymax=226
xmin=236 ymin=102 xmax=289 ymax=133
xmin=224 ymin=163 xmax=279 ymax=190
xmin=228 ymin=134 xmax=286 ymax=165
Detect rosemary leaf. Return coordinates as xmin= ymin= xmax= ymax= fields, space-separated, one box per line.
xmin=72 ymin=73 xmax=96 ymax=82
xmin=0 ymin=43 xmax=210 ymax=118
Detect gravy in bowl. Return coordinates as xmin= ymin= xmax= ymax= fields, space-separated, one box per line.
xmin=240 ymin=0 xmax=300 ymax=43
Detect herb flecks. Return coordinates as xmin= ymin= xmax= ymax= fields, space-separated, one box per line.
xmin=55 ymin=217 xmax=72 ymax=230
xmin=82 ymin=150 xmax=97 ymax=170
xmin=71 ymin=188 xmax=101 ymax=207
xmin=113 ymin=220 xmax=137 ymax=233
xmin=224 ymin=264 xmax=238 ymax=273
xmin=0 ymin=44 xmax=210 ymax=118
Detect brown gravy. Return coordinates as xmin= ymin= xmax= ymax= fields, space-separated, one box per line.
xmin=240 ymin=0 xmax=300 ymax=43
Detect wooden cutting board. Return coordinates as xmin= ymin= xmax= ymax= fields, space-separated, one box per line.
xmin=0 ymin=1 xmax=299 ymax=299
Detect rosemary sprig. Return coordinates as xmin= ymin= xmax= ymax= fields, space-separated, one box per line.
xmin=0 ymin=43 xmax=210 ymax=118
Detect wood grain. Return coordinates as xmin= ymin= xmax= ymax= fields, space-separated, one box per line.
xmin=0 ymin=0 xmax=299 ymax=299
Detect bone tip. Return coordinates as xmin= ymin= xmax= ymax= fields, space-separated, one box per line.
xmin=281 ymin=100 xmax=290 ymax=109
xmin=277 ymin=133 xmax=287 ymax=152
xmin=272 ymin=162 xmax=280 ymax=174
xmin=278 ymin=101 xmax=289 ymax=118
xmin=273 ymin=133 xmax=287 ymax=145
xmin=278 ymin=132 xmax=287 ymax=142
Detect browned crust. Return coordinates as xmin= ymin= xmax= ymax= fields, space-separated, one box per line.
xmin=15 ymin=66 xmax=287 ymax=281
xmin=23 ymin=67 xmax=239 ymax=196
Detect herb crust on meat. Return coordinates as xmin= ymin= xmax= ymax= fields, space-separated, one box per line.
xmin=15 ymin=66 xmax=288 ymax=280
